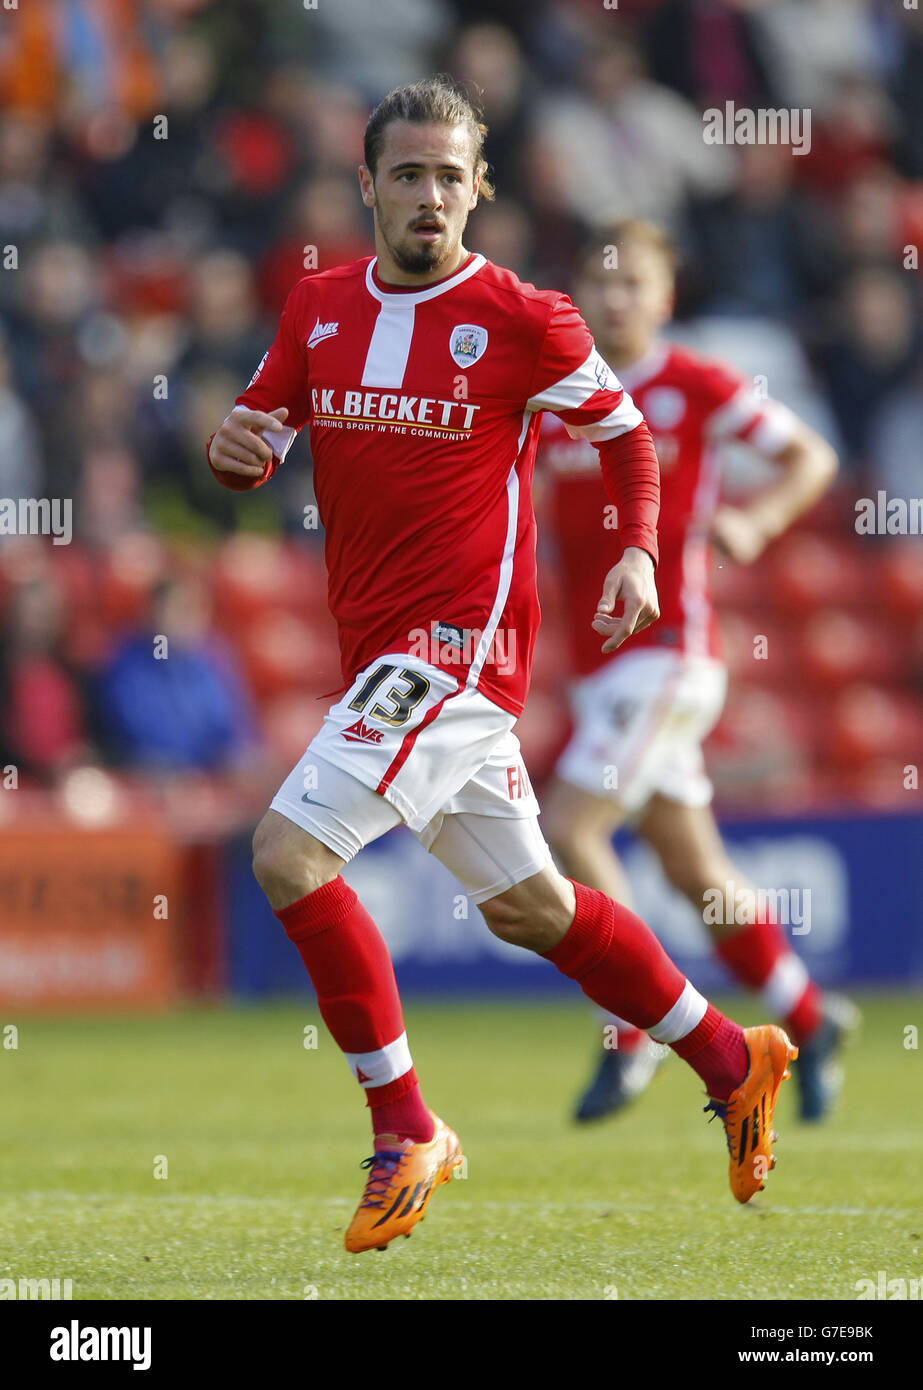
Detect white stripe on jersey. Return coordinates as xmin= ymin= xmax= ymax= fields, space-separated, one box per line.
xmin=360 ymin=255 xmax=490 ymax=387
xmin=706 ymin=384 xmax=797 ymax=453
xmin=344 ymin=1030 xmax=413 ymax=1088
xmin=749 ymin=401 xmax=798 ymax=455
xmin=679 ymin=440 xmax=723 ymax=657
xmin=527 ymin=347 xmax=644 ymax=439
xmin=706 ymin=384 xmax=764 ymax=440
xmin=362 ymin=302 xmax=415 ymax=388
xmin=467 ymin=409 xmax=532 ymax=686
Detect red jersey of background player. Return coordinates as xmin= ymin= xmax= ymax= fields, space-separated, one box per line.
xmin=212 ymin=252 xmax=660 ymax=716
xmin=540 ymin=340 xmax=795 ymax=675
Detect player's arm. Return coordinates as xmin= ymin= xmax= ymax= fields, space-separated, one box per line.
xmin=592 ymin=423 xmax=661 ymax=652
xmin=526 ymin=296 xmax=660 ymax=653
xmin=208 ymin=287 xmax=311 ymax=492
xmin=702 ymin=372 xmax=838 ymax=565
xmin=711 ymin=417 xmax=838 ymax=565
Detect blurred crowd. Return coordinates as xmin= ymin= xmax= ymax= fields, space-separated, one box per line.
xmin=0 ymin=0 xmax=920 ymax=811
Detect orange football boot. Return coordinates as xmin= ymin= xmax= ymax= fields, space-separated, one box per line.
xmin=704 ymin=1024 xmax=799 ymax=1203
xmin=344 ymin=1111 xmax=463 ymax=1253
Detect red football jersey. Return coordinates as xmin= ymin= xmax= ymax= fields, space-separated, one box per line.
xmin=540 ymin=341 xmax=797 ymax=673
xmin=214 ymin=253 xmax=660 ymax=717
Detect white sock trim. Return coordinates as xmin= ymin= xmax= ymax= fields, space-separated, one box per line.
xmin=344 ymin=1031 xmax=412 ymax=1088
xmin=648 ymin=979 xmax=708 ymax=1044
xmin=762 ymin=953 xmax=809 ymax=1018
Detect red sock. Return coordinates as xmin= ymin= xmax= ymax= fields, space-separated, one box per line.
xmin=544 ymin=882 xmax=748 ymax=1100
xmin=672 ymin=1002 xmax=750 ymax=1102
xmin=543 ymin=881 xmax=689 ymax=1027
xmin=715 ymin=910 xmax=823 ymax=1045
xmin=275 ymin=877 xmax=433 ymax=1144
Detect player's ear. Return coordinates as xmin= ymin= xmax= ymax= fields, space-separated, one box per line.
xmin=358 ymin=164 xmax=376 ymax=209
xmin=468 ymin=168 xmax=480 ymax=212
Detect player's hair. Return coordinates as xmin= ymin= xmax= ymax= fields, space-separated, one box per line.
xmin=576 ymin=218 xmax=678 ymax=277
xmin=363 ymin=76 xmax=496 ymax=201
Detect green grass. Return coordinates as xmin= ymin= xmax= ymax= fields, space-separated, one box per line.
xmin=1 ymin=995 xmax=921 ymax=1300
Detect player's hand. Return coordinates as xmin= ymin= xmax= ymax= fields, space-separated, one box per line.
xmin=710 ymin=504 xmax=768 ymax=565
xmin=592 ymin=547 xmax=659 ymax=654
xmin=209 ymin=406 xmax=289 ymax=478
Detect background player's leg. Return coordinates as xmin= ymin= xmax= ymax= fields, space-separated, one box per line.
xmin=541 ymin=776 xmax=655 ymax=1115
xmin=252 ymin=806 xmax=434 ymax=1144
xmin=542 ymin=775 xmax=635 ymax=906
xmin=637 ymin=795 xmax=824 ymax=1045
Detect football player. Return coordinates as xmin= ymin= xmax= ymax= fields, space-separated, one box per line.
xmin=208 ymin=81 xmax=797 ymax=1252
xmin=538 ymin=219 xmax=854 ymax=1125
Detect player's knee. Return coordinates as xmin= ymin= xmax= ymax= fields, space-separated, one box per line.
xmin=481 ymin=897 xmax=547 ymax=950
xmin=252 ymin=814 xmax=338 ymax=908
xmin=480 ymin=874 xmax=573 ymax=953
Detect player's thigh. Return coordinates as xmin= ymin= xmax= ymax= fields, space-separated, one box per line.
xmin=425 ymin=817 xmax=572 ymax=950
xmin=541 ymin=773 xmax=628 ymax=848
xmin=416 ymin=729 xmax=572 ymax=949
xmin=257 ymin=751 xmax=403 ymax=907
xmin=637 ymin=794 xmax=735 ymax=903
xmin=422 ymin=809 xmax=553 ymax=907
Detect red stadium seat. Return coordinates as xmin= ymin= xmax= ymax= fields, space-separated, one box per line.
xmin=717 ymin=612 xmax=796 ymax=687
xmin=878 ymin=540 xmax=923 ymax=619
xmin=797 ymin=609 xmax=908 ymax=688
xmin=706 ymin=684 xmax=816 ymax=809
xmin=241 ymin=611 xmax=341 ymax=700
xmin=833 ymin=755 xmax=917 ymax=809
xmin=710 ymin=553 xmax=765 ymax=608
xmin=99 ymin=533 xmax=168 ymax=627
xmin=766 ymin=532 xmax=866 ymax=613
xmin=823 ymin=683 xmax=923 ymax=767
xmin=261 ymin=692 xmax=328 ymax=770
xmin=213 ymin=535 xmax=310 ymax=625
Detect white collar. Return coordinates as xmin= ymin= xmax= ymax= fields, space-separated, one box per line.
xmin=365 ymin=253 xmax=486 ymax=306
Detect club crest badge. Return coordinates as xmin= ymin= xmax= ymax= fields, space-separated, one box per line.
xmin=450 ymin=323 xmax=488 ymax=368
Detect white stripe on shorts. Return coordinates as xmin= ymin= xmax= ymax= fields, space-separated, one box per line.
xmin=648 ymin=979 xmax=708 ymax=1044
xmin=344 ymin=1030 xmax=413 ymax=1089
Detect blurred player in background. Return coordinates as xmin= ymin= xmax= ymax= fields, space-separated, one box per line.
xmin=206 ymin=82 xmax=800 ymax=1253
xmin=539 ymin=220 xmax=855 ymax=1125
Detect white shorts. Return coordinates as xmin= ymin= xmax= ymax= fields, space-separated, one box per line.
xmin=269 ymin=653 xmax=553 ymax=904
xmin=555 ymin=648 xmax=728 ymax=815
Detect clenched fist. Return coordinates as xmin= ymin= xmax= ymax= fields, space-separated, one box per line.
xmin=209 ymin=406 xmax=290 ymax=479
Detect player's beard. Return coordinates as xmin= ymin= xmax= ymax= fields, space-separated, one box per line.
xmin=376 ymin=204 xmax=457 ymax=275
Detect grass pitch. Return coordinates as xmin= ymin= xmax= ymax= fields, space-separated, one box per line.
xmin=2 ymin=994 xmax=920 ymax=1300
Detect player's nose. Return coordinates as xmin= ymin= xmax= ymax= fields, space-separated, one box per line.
xmin=418 ymin=180 xmax=444 ymax=210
